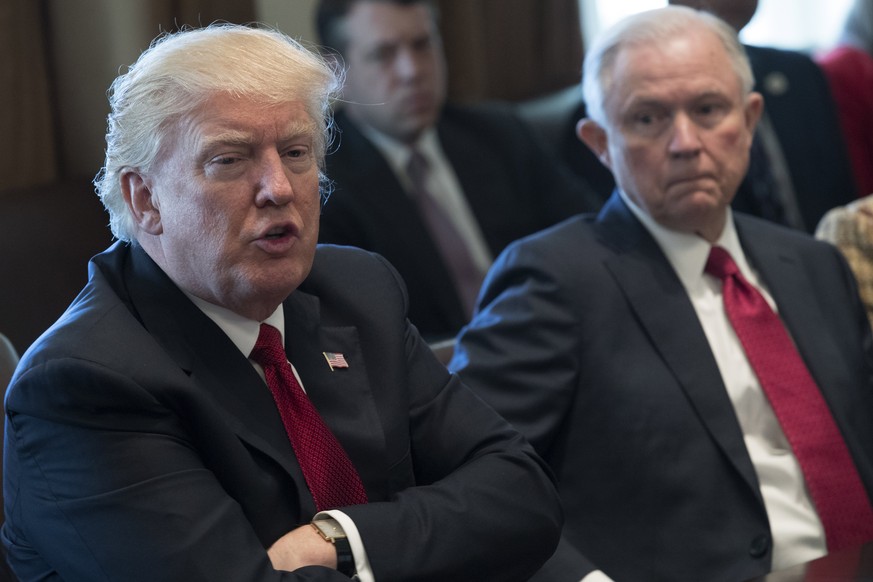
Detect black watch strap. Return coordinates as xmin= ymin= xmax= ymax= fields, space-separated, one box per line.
xmin=333 ymin=536 xmax=355 ymax=577
xmin=311 ymin=519 xmax=357 ymax=578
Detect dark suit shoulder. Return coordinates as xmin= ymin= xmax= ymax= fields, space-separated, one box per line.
xmin=480 ymin=214 xmax=607 ymax=313
xmin=498 ymin=214 xmax=596 ymax=253
xmin=305 ymin=244 xmax=409 ymax=318
xmin=745 ymin=43 xmax=824 ymax=71
xmin=494 ymin=213 xmax=604 ymax=269
xmin=15 ymin=244 xmax=143 ymax=368
xmin=735 ymin=211 xmax=841 ymax=255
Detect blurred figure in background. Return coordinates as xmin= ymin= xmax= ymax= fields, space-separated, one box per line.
xmin=816 ymin=196 xmax=873 ymax=329
xmin=815 ymin=0 xmax=873 ymax=331
xmin=817 ymin=0 xmax=873 ymax=198
xmin=314 ymin=0 xmax=601 ymax=341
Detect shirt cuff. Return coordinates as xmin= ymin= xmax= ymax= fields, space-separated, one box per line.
xmin=581 ymin=570 xmax=615 ymax=582
xmin=317 ymin=510 xmax=374 ymax=581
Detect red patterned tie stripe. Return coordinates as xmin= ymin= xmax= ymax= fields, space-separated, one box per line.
xmin=706 ymin=246 xmax=873 ymax=551
xmin=250 ymin=323 xmax=367 ymax=511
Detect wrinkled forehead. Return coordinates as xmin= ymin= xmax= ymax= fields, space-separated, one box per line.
xmin=159 ymin=93 xmax=319 ymax=158
xmin=610 ymin=31 xmax=741 ymax=95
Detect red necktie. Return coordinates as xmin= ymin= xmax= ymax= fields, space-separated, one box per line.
xmin=407 ymin=148 xmax=485 ymax=317
xmin=250 ymin=323 xmax=367 ymax=511
xmin=705 ymin=246 xmax=873 ymax=551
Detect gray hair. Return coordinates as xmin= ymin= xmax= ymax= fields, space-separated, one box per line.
xmin=94 ymin=23 xmax=343 ymax=242
xmin=582 ymin=5 xmax=755 ymax=127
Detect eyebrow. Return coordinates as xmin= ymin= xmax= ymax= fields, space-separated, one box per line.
xmin=200 ymin=130 xmax=253 ymax=149
xmin=198 ymin=120 xmax=318 ymax=153
xmin=626 ymin=89 xmax=731 ymax=108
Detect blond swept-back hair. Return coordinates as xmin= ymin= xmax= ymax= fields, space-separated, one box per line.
xmin=95 ymin=23 xmax=342 ymax=242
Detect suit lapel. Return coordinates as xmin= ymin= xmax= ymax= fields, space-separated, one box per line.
xmin=597 ymin=196 xmax=764 ymax=496
xmin=282 ymin=286 xmax=389 ymax=501
xmin=123 ymin=246 xmax=315 ymax=512
xmin=735 ymin=218 xmax=845 ymax=397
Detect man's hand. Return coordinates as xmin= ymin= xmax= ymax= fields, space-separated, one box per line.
xmin=268 ymin=524 xmax=338 ymax=572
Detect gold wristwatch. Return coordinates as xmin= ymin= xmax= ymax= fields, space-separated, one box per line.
xmin=311 ymin=517 xmax=356 ymax=577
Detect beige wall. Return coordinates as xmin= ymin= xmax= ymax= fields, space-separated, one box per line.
xmin=47 ymin=1 xmax=157 ymax=180
xmin=47 ymin=0 xmax=319 ymax=181
xmin=257 ymin=0 xmax=318 ymax=44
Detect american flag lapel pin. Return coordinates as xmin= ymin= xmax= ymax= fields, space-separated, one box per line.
xmin=323 ymin=351 xmax=349 ymax=371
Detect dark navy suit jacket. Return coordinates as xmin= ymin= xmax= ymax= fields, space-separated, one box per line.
xmin=2 ymin=243 xmax=561 ymax=582
xmin=452 ymin=193 xmax=873 ymax=582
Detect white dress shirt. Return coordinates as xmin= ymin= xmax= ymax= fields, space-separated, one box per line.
xmin=620 ymin=190 xmax=827 ymax=570
xmin=186 ymin=294 xmax=376 ymax=581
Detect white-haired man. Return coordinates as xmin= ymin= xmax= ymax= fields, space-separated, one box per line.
xmin=452 ymin=6 xmax=873 ymax=582
xmin=1 ymin=24 xmax=562 ymax=582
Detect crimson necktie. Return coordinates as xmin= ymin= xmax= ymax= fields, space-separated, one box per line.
xmin=250 ymin=323 xmax=367 ymax=511
xmin=705 ymin=246 xmax=873 ymax=551
xmin=407 ymin=148 xmax=485 ymax=317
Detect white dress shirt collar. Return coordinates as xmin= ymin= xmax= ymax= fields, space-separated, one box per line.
xmin=617 ymin=189 xmax=754 ymax=291
xmin=184 ymin=293 xmax=285 ymax=358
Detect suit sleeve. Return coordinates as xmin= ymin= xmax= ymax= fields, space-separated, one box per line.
xmin=335 ymin=252 xmax=564 ymax=582
xmin=448 ymin=237 xmax=600 ymax=580
xmin=2 ymin=358 xmax=348 ymax=582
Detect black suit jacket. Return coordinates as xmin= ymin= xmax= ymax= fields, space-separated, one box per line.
xmin=2 ymin=243 xmax=561 ymax=582
xmin=318 ymin=106 xmax=600 ymax=340
xmin=451 ymin=193 xmax=873 ymax=582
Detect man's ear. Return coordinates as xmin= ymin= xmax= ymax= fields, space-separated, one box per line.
xmin=744 ymin=91 xmax=765 ymax=132
xmin=121 ymin=170 xmax=163 ymax=235
xmin=577 ymin=118 xmax=611 ymax=169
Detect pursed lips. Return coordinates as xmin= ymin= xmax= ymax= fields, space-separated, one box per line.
xmin=667 ymin=173 xmax=717 ymax=189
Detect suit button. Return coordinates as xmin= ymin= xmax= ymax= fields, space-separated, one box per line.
xmin=749 ymin=533 xmax=770 ymax=558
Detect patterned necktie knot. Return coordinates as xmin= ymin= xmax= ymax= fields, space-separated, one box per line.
xmin=250 ymin=323 xmax=286 ymax=369
xmin=705 ymin=245 xmax=740 ymax=280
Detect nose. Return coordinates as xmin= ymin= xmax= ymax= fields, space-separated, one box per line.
xmin=668 ymin=113 xmax=702 ymax=158
xmin=255 ymin=151 xmax=294 ymax=207
xmin=394 ymin=47 xmax=422 ymax=80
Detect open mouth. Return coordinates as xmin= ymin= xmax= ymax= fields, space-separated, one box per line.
xmin=264 ymin=227 xmax=289 ymax=240
xmin=255 ymin=223 xmax=299 ymax=253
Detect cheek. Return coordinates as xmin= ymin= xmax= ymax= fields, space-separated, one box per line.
xmin=297 ymin=175 xmax=324 ymax=229
xmin=350 ymin=65 xmax=390 ymax=97
xmin=718 ymin=126 xmax=744 ymax=149
xmin=616 ymin=142 xmax=660 ymax=180
xmin=714 ymin=128 xmax=752 ymax=176
xmin=713 ymin=116 xmax=752 ymax=155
